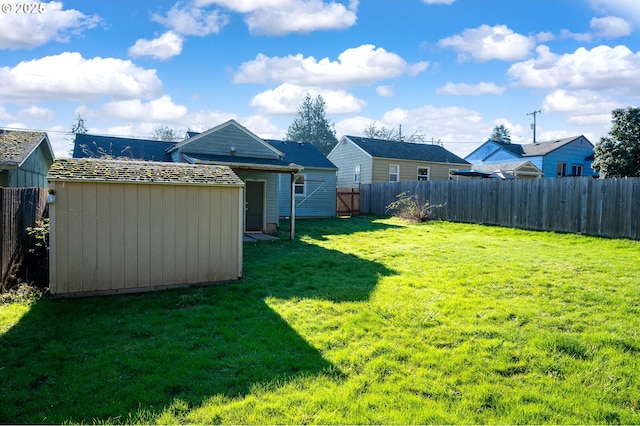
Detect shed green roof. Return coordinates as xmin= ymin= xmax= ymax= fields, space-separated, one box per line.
xmin=48 ymin=158 xmax=244 ymax=186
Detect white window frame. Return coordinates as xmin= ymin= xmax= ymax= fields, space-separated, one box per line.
xmin=417 ymin=166 xmax=430 ymax=181
xmin=557 ymin=162 xmax=567 ymax=177
xmin=449 ymin=169 xmax=459 ymax=180
xmin=354 ymin=164 xmax=361 ymax=183
xmin=389 ymin=164 xmax=399 ymax=182
xmin=294 ymin=174 xmax=306 ymax=196
xmin=571 ymin=164 xmax=583 ymax=176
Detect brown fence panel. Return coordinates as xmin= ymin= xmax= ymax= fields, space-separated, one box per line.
xmin=0 ymin=188 xmax=48 ymax=289
xmin=336 ymin=187 xmax=360 ymax=216
xmin=360 ymin=177 xmax=640 ymax=240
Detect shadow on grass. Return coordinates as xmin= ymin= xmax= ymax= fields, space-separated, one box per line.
xmin=0 ymin=231 xmax=393 ymax=424
xmin=277 ymin=215 xmax=404 ymax=241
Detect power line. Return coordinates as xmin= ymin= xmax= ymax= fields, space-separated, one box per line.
xmin=527 ymin=109 xmax=541 ymax=143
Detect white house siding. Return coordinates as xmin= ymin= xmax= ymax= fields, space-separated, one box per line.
xmin=328 ymin=139 xmax=371 ymax=188
xmin=277 ymin=169 xmax=337 ymax=217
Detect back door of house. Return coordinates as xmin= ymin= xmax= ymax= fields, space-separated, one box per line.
xmin=245 ymin=181 xmax=264 ymax=231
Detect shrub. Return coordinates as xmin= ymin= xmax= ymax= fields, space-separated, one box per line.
xmin=385 ymin=191 xmax=442 ymax=222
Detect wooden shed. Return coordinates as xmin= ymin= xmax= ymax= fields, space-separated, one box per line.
xmin=47 ymin=158 xmax=244 ymax=297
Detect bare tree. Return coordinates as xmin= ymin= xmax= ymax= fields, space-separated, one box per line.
xmin=364 ymin=122 xmax=426 ymax=143
xmin=152 ymin=125 xmax=183 ymax=142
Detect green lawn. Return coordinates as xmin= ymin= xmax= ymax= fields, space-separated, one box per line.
xmin=1 ymin=216 xmax=639 ymax=424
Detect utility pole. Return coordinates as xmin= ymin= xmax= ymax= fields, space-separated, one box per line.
xmin=527 ymin=109 xmax=541 ymax=143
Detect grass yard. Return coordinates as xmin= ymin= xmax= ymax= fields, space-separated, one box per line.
xmin=1 ymin=216 xmax=640 ymax=424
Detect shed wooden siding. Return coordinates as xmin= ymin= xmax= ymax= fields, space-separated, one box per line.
xmin=49 ymin=181 xmax=242 ymax=296
xmin=0 ymin=143 xmax=52 ymax=188
xmin=278 ymin=170 xmax=337 ymax=217
xmin=371 ymin=158 xmax=457 ymax=182
xmin=329 ymin=139 xmax=372 ymax=188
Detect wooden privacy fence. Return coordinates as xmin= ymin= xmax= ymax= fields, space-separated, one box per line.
xmin=0 ymin=187 xmax=48 ymax=288
xmin=360 ymin=177 xmax=640 ymax=240
xmin=336 ymin=187 xmax=359 ymax=216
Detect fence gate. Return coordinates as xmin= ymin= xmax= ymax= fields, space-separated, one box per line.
xmin=336 ymin=187 xmax=359 ymax=216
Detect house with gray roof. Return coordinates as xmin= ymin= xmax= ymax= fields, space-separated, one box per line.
xmin=327 ymin=135 xmax=471 ymax=188
xmin=74 ymin=120 xmax=338 ymax=233
xmin=465 ymin=136 xmax=596 ymax=178
xmin=0 ymin=129 xmax=54 ymax=188
xmin=266 ymin=139 xmax=337 ymax=218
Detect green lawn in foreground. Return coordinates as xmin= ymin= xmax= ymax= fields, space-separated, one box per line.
xmin=1 ymin=216 xmax=639 ymax=424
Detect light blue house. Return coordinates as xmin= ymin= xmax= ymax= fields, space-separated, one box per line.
xmin=266 ymin=140 xmax=337 ymax=219
xmin=465 ymin=135 xmax=596 ymax=178
xmin=74 ymin=120 xmax=337 ymax=233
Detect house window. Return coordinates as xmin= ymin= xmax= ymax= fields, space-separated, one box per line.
xmin=354 ymin=164 xmax=360 ymax=183
xmin=449 ymin=169 xmax=459 ymax=180
xmin=571 ymin=164 xmax=583 ymax=176
xmin=557 ymin=162 xmax=567 ymax=177
xmin=417 ymin=167 xmax=430 ymax=181
xmin=294 ymin=174 xmax=306 ymax=195
xmin=389 ymin=165 xmax=399 ymax=182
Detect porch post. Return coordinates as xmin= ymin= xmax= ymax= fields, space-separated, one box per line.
xmin=290 ymin=172 xmax=296 ymax=240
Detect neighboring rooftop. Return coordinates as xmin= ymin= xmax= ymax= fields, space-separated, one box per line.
xmin=0 ymin=130 xmax=49 ymax=168
xmin=48 ymin=158 xmax=244 ymax=186
xmin=73 ymin=133 xmax=173 ymax=162
xmin=345 ymin=136 xmax=470 ymax=165
xmin=265 ymin=140 xmax=338 ymax=169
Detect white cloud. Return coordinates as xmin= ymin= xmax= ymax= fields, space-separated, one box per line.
xmin=589 ymin=0 xmax=640 ymax=24
xmin=0 ymin=52 xmax=163 ymax=102
xmin=0 ymin=106 xmax=14 ymax=120
xmin=560 ymin=29 xmax=593 ymax=42
xmin=0 ymin=1 xmax=100 ymax=50
xmin=541 ymin=89 xmax=620 ymax=126
xmin=508 ymin=44 xmax=640 ymax=93
xmin=590 ymin=16 xmax=632 ymax=38
xmin=421 ymin=0 xmax=455 ymax=4
xmin=234 ymin=44 xmax=428 ymax=87
xmin=436 ymin=82 xmax=505 ymax=96
xmin=376 ymin=85 xmax=394 ymax=97
xmin=18 ymin=106 xmax=56 ymax=121
xmin=196 ymin=0 xmax=358 ymax=35
xmin=250 ymin=83 xmax=366 ymax=114
xmin=129 ymin=31 xmax=183 ymax=61
xmin=438 ymin=24 xmax=535 ymax=62
xmin=151 ymin=3 xmax=228 ymax=36
xmin=101 ymin=95 xmax=188 ymax=122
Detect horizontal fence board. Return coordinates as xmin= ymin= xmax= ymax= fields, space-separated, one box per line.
xmin=361 ymin=177 xmax=640 ymax=240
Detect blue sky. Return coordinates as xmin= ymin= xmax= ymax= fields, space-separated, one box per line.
xmin=1 ymin=0 xmax=639 ymax=158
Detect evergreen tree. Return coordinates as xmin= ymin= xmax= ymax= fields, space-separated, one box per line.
xmin=285 ymin=94 xmax=338 ymax=155
xmin=68 ymin=113 xmax=88 ymax=155
xmin=592 ymin=107 xmax=640 ymax=178
xmin=70 ymin=113 xmax=87 ymax=135
xmin=490 ymin=124 xmax=511 ymax=143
